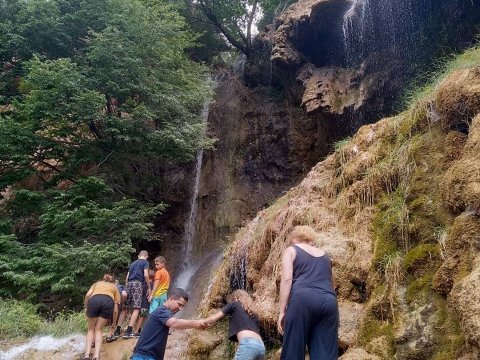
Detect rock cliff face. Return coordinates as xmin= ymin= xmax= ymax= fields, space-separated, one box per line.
xmin=154 ymin=0 xmax=480 ymax=324
xmin=189 ymin=55 xmax=480 ymax=359
xmin=247 ymin=0 xmax=480 ymax=131
xmin=159 ymin=71 xmax=346 ymax=288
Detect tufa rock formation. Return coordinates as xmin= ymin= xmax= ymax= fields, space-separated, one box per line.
xmin=189 ymin=55 xmax=480 ymax=358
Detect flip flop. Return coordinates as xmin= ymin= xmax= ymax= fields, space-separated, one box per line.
xmin=106 ymin=336 xmax=117 ymax=343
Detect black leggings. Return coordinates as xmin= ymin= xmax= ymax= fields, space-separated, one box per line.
xmin=281 ymin=289 xmax=339 ymax=360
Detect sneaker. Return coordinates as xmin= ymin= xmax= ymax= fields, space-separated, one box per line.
xmin=113 ymin=328 xmax=121 ymax=338
xmin=122 ymin=330 xmax=135 ymax=339
xmin=134 ymin=332 xmax=141 ymax=338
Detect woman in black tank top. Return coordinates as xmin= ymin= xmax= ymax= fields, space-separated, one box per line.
xmin=205 ymin=289 xmax=265 ymax=359
xmin=277 ymin=226 xmax=339 ymax=360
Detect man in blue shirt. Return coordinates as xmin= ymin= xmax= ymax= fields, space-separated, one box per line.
xmin=130 ymin=288 xmax=206 ymax=360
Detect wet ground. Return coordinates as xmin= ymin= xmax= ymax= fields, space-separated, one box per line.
xmin=0 ymin=329 xmax=192 ymax=360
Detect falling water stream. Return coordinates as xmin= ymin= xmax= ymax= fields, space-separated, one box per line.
xmin=342 ymin=0 xmax=415 ymax=67
xmin=174 ymin=100 xmax=211 ymax=292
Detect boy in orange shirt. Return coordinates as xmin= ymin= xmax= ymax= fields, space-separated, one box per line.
xmin=148 ymin=256 xmax=170 ymax=313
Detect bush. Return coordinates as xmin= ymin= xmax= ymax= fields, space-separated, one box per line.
xmin=41 ymin=311 xmax=86 ymax=337
xmin=0 ymin=300 xmax=43 ymax=338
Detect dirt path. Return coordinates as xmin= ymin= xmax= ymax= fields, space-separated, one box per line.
xmin=99 ymin=329 xmax=191 ymax=360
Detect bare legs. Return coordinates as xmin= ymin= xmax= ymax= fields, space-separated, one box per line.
xmin=127 ymin=308 xmax=140 ymax=331
xmin=84 ymin=316 xmax=109 ymax=359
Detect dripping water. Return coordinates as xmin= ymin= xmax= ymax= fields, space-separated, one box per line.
xmin=174 ymin=93 xmax=211 ymax=291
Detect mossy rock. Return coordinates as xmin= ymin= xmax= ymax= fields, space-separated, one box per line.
xmin=435 ymin=67 xmax=480 ymax=132
xmin=186 ymin=328 xmax=224 ymax=358
xmin=431 ymin=298 xmax=464 ymax=360
xmin=406 ymin=273 xmax=434 ymax=305
xmin=403 ymin=244 xmax=440 ymax=277
xmin=358 ymin=315 xmax=395 ymax=357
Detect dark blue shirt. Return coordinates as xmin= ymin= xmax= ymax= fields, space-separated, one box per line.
xmin=132 ymin=306 xmax=173 ymax=360
xmin=127 ymin=259 xmax=149 ymax=282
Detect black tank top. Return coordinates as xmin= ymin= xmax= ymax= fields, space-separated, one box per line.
xmin=291 ymin=245 xmax=336 ymax=296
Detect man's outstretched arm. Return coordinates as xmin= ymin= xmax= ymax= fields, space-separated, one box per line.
xmin=165 ymin=318 xmax=206 ymax=330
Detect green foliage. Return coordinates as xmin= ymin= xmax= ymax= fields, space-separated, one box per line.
xmin=432 ymin=297 xmax=465 ymax=360
xmin=0 ymin=300 xmax=86 ymax=339
xmin=0 ymin=299 xmax=43 ymax=338
xmin=0 ymin=0 xmax=213 ymax=313
xmin=257 ymin=0 xmax=296 ymax=30
xmin=357 ymin=315 xmax=395 ymax=357
xmin=191 ymin=0 xmax=261 ymax=57
xmin=0 ymin=178 xmax=162 ymax=302
xmin=371 ymin=188 xmax=410 ymax=269
xmin=40 ymin=311 xmax=86 ymax=337
xmin=405 ymin=273 xmax=433 ymax=304
xmin=403 ymin=244 xmax=439 ymax=274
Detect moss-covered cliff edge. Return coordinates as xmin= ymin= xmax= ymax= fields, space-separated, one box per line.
xmin=188 ymin=46 xmax=480 ymax=359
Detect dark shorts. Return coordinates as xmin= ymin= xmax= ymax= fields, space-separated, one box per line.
xmin=140 ymin=283 xmax=150 ymax=317
xmin=87 ymin=294 xmax=114 ymax=319
xmin=125 ymin=281 xmax=144 ymax=309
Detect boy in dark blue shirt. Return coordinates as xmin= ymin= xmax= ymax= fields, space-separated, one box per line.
xmin=130 ymin=288 xmax=206 ymax=360
xmin=122 ymin=250 xmax=151 ymax=338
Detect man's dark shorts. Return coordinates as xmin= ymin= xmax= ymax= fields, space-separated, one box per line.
xmin=86 ymin=294 xmax=114 ymax=319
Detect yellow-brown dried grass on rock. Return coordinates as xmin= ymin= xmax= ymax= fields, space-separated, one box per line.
xmin=432 ymin=214 xmax=480 ymax=295
xmin=440 ymin=115 xmax=480 ymax=215
xmin=435 ymin=67 xmax=480 ymax=131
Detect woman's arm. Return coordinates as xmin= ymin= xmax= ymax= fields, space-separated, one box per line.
xmin=83 ymin=285 xmax=94 ymax=309
xmin=204 ymin=311 xmax=225 ymax=326
xmin=277 ymin=246 xmax=295 ymax=335
xmin=112 ymin=302 xmax=119 ymax=328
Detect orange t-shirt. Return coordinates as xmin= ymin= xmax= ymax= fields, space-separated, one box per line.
xmin=153 ymin=268 xmax=170 ymax=297
xmin=90 ymin=281 xmax=121 ymax=304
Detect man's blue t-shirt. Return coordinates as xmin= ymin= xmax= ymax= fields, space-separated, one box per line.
xmin=132 ymin=306 xmax=174 ymax=360
xmin=128 ymin=259 xmax=149 ymax=282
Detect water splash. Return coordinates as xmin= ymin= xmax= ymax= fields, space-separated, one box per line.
xmin=0 ymin=335 xmax=84 ymax=360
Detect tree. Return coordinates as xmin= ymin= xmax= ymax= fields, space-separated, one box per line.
xmin=0 ymin=178 xmax=163 ymax=302
xmin=191 ymin=0 xmax=260 ymax=57
xmin=0 ymin=0 xmax=215 ymax=307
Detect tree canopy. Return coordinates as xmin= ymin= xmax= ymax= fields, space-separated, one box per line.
xmin=0 ymin=0 xmax=213 ymax=304
xmin=184 ymin=0 xmax=297 ymax=58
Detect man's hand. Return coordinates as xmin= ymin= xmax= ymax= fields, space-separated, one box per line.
xmin=194 ymin=319 xmax=208 ymax=330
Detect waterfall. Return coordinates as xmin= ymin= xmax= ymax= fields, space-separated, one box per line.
xmin=174 ymin=98 xmax=211 ymax=291
xmin=233 ymin=53 xmax=247 ymax=78
xmin=342 ymin=0 xmax=364 ymax=67
xmin=342 ymin=0 xmax=415 ymax=67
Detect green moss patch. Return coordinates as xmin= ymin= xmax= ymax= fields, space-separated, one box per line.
xmin=431 ymin=297 xmax=464 ymax=360
xmin=403 ymin=244 xmax=440 ymax=275
xmin=358 ymin=315 xmax=396 ymax=358
xmin=405 ymin=273 xmax=433 ymax=305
